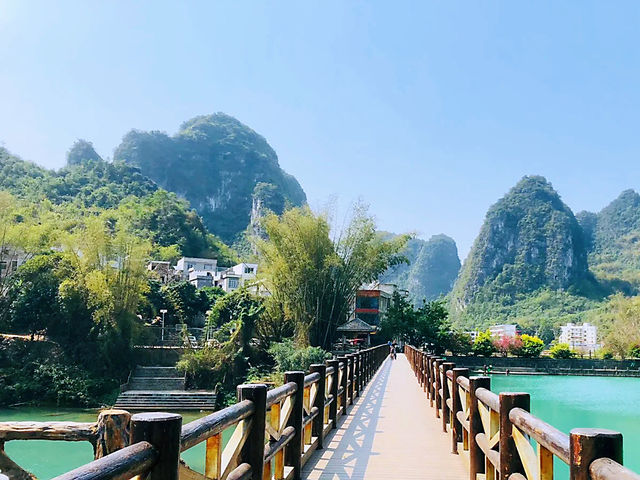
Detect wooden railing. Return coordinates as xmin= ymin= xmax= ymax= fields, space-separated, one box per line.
xmin=1 ymin=344 xmax=388 ymax=480
xmin=405 ymin=345 xmax=640 ymax=480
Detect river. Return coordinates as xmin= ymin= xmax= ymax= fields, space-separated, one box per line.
xmin=491 ymin=374 xmax=640 ymax=478
xmin=2 ymin=375 xmax=639 ymax=478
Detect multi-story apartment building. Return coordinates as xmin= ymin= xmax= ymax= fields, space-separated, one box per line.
xmin=488 ymin=324 xmax=518 ymax=339
xmin=559 ymin=322 xmax=599 ymax=354
xmin=213 ymin=263 xmax=258 ymax=293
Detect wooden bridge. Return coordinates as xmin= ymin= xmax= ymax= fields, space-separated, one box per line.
xmin=1 ymin=345 xmax=639 ymax=480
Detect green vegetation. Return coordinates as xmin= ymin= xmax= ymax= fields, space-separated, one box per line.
xmin=472 ymin=331 xmax=496 ymax=357
xmin=114 ymin=113 xmax=307 ymax=243
xmin=549 ymin=343 xmax=576 ymax=359
xmin=513 ymin=334 xmax=545 ymax=358
xmin=380 ymin=291 xmax=469 ymax=354
xmin=381 ymin=234 xmax=461 ymax=304
xmin=268 ymin=339 xmax=331 ymax=373
xmin=256 ymin=205 xmax=408 ymax=348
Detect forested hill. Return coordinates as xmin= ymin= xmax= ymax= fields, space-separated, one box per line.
xmin=0 ymin=142 xmax=157 ymax=208
xmin=578 ymin=189 xmax=640 ymax=292
xmin=0 ymin=143 xmax=236 ymax=263
xmin=452 ymin=176 xmax=592 ymax=309
xmin=381 ymin=234 xmax=461 ymax=303
xmin=114 ymin=113 xmax=307 ymax=243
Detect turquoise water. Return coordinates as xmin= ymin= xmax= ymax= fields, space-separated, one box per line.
xmin=0 ymin=408 xmax=225 ymax=479
xmin=491 ymin=374 xmax=640 ymax=478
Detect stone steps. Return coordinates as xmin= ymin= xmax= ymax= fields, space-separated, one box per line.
xmin=134 ymin=366 xmax=184 ymax=378
xmin=116 ymin=365 xmax=215 ymax=410
xmin=115 ymin=391 xmax=216 ymax=410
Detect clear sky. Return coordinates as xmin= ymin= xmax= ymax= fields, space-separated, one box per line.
xmin=2 ymin=1 xmax=640 ymax=259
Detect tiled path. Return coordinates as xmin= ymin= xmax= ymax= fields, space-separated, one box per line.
xmin=303 ymin=354 xmax=468 ymax=480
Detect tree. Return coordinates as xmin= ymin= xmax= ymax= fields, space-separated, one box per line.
xmin=472 ymin=330 xmax=496 ymax=357
xmin=512 ymin=334 xmax=544 ymax=358
xmin=599 ymin=294 xmax=640 ymax=358
xmin=256 ymin=205 xmax=408 ymax=347
xmin=6 ymin=254 xmax=65 ymax=336
xmin=549 ymin=343 xmax=576 ymax=359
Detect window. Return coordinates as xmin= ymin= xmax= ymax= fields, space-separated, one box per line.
xmin=0 ymin=261 xmax=6 ymax=271
xmin=228 ymin=278 xmax=239 ymax=289
xmin=204 ymin=264 xmax=212 ymax=270
xmin=10 ymin=260 xmax=17 ymax=271
xmin=187 ymin=263 xmax=193 ymax=269
xmin=244 ymin=267 xmax=254 ymax=274
xmin=356 ymin=296 xmax=379 ymax=310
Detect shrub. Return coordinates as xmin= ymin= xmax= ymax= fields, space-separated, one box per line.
xmin=268 ymin=339 xmax=331 ymax=373
xmin=472 ymin=330 xmax=496 ymax=357
xmin=600 ymin=350 xmax=614 ymax=360
xmin=628 ymin=344 xmax=640 ymax=359
xmin=512 ymin=334 xmax=545 ymax=358
xmin=549 ymin=343 xmax=576 ymax=359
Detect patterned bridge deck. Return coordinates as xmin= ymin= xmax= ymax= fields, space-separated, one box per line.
xmin=302 ymin=354 xmax=468 ymax=480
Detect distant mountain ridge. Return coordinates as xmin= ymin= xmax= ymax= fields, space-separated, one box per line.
xmin=381 ymin=234 xmax=461 ymax=303
xmin=578 ymin=189 xmax=640 ymax=292
xmin=114 ymin=113 xmax=307 ymax=242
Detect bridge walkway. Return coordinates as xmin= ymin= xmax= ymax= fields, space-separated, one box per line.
xmin=302 ymin=354 xmax=467 ymax=480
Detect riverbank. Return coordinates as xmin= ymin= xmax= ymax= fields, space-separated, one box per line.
xmin=446 ymin=354 xmax=640 ymax=377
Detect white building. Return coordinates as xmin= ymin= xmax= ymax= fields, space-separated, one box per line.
xmin=175 ymin=257 xmax=218 ymax=281
xmin=0 ymin=247 xmax=28 ymax=280
xmin=147 ymin=260 xmax=172 ymax=284
xmin=214 ymin=263 xmax=258 ymax=293
xmin=559 ymin=323 xmax=599 ymax=354
xmin=489 ymin=324 xmax=518 ymax=339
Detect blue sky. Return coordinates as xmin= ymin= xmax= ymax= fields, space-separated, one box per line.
xmin=2 ymin=1 xmax=640 ymax=259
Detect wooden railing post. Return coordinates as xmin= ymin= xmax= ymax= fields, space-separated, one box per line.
xmin=499 ymin=392 xmax=530 ymax=479
xmin=310 ymin=364 xmax=326 ymax=449
xmin=469 ymin=376 xmax=490 ymax=480
xmin=130 ymin=412 xmax=182 ymax=480
xmin=434 ymin=359 xmax=444 ymax=417
xmin=353 ymin=353 xmax=360 ymax=398
xmin=347 ymin=354 xmax=355 ymax=405
xmin=338 ymin=356 xmax=348 ymax=413
xmin=237 ymin=383 xmax=267 ymax=480
xmin=441 ymin=362 xmax=455 ymax=432
xmin=284 ymin=371 xmax=305 ymax=480
xmin=95 ymin=409 xmax=131 ymax=459
xmin=569 ymin=428 xmax=623 ymax=480
xmin=422 ymin=352 xmax=428 ymax=393
xmin=451 ymin=367 xmax=469 ymax=454
xmin=327 ymin=359 xmax=339 ymax=429
xmin=427 ymin=355 xmax=434 ymax=403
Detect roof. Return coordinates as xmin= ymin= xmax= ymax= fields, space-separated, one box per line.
xmin=337 ymin=318 xmax=377 ymax=333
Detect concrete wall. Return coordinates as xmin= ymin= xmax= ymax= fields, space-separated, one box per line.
xmin=444 ymin=355 xmax=640 ymax=371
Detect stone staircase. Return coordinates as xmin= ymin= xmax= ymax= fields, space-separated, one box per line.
xmin=114 ymin=366 xmax=216 ymax=410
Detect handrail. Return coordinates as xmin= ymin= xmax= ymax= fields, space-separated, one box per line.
xmin=51 ymin=441 xmax=157 ymax=480
xmin=475 ymin=387 xmax=499 ymax=412
xmin=0 ymin=421 xmax=97 ymax=442
xmin=180 ymin=399 xmax=254 ymax=451
xmin=456 ymin=375 xmax=470 ymax=391
xmin=265 ymin=381 xmax=297 ymax=407
xmin=509 ymin=407 xmax=570 ymax=463
xmin=404 ymin=344 xmax=638 ymax=480
xmin=304 ymin=371 xmax=322 ymax=386
xmin=591 ymin=458 xmax=640 ymax=480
